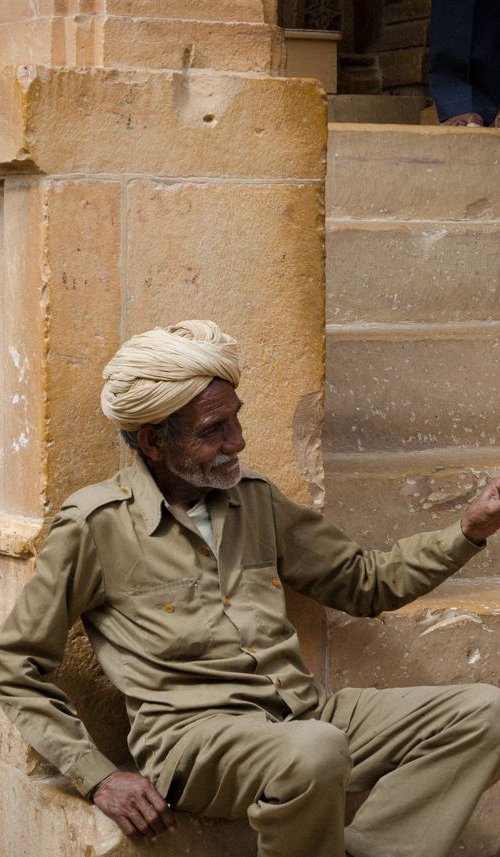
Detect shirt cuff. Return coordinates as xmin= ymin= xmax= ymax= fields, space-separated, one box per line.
xmin=436 ymin=519 xmax=486 ymax=568
xmin=65 ymin=750 xmax=119 ymax=797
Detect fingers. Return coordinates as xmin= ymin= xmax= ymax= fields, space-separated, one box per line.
xmin=92 ymin=771 xmax=176 ymax=839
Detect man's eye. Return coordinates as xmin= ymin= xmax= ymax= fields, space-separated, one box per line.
xmin=201 ymin=423 xmax=221 ymax=437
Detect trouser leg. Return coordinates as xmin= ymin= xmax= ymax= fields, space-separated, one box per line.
xmin=325 ymin=684 xmax=500 ymax=857
xmin=169 ymin=714 xmax=352 ymax=857
xmin=429 ymin=0 xmax=475 ymax=120
xmin=470 ymin=0 xmax=500 ymax=124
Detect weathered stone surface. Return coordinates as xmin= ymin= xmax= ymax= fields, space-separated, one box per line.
xmin=42 ymin=178 xmax=122 ymax=509
xmin=328 ymin=93 xmax=429 ymax=124
xmin=327 ymin=124 xmax=500 ymax=221
xmin=0 ymin=0 xmax=272 ymax=23
xmin=324 ymin=334 xmax=500 ymax=454
xmin=1 ymin=178 xmax=122 ymax=517
xmin=0 ymin=16 xmax=284 ymax=72
xmin=105 ymin=0 xmax=268 ymax=21
xmin=1 ymin=179 xmax=45 ymax=520
xmin=324 ymin=453 xmax=500 ymax=578
xmin=0 ymin=67 xmax=326 ymax=179
xmin=125 ymin=179 xmax=325 ymax=504
xmin=328 ymin=576 xmax=500 ymax=688
xmin=326 ymin=222 xmax=500 ymax=324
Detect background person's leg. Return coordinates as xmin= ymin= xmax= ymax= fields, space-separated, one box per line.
xmin=429 ymin=0 xmax=476 ymax=121
xmin=326 ymin=684 xmax=500 ymax=857
xmin=470 ymin=0 xmax=500 ymax=124
xmin=169 ymin=713 xmax=352 ymax=857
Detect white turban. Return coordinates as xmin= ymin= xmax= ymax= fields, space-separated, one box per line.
xmin=101 ymin=320 xmax=240 ymax=430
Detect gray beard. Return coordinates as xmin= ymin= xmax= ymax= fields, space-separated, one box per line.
xmin=168 ymin=453 xmax=242 ymax=490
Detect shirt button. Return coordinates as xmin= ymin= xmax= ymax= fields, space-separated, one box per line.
xmin=272 ymin=577 xmax=282 ymax=588
xmin=74 ymin=777 xmax=84 ymax=788
xmin=163 ymin=603 xmax=175 ymax=613
xmin=223 ymin=596 xmax=232 ymax=607
xmin=200 ymin=545 xmax=211 ymax=557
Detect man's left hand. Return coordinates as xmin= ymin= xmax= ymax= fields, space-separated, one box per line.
xmin=461 ymin=478 xmax=500 ymax=544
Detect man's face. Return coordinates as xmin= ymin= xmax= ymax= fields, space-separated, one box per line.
xmin=159 ymin=379 xmax=245 ymax=490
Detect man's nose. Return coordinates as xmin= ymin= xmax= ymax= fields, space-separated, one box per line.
xmin=222 ymin=419 xmax=245 ymax=455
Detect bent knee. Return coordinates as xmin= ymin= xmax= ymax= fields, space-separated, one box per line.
xmin=280 ymin=721 xmax=351 ymax=787
xmin=470 ymin=683 xmax=500 ymax=744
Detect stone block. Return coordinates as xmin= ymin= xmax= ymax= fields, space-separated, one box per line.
xmin=375 ymin=18 xmax=429 ymax=52
xmin=41 ymin=178 xmax=122 ymax=509
xmin=125 ymin=179 xmax=325 ymax=504
xmin=99 ymin=17 xmax=284 ymax=73
xmin=324 ymin=453 xmax=500 ymax=578
xmin=327 ymin=93 xmax=429 ymax=124
xmin=0 ymin=15 xmax=284 ymax=72
xmin=384 ymin=0 xmax=431 ymax=24
xmin=0 ymin=68 xmax=326 ymax=179
xmin=324 ymin=334 xmax=500 ymax=454
xmin=1 ymin=179 xmax=45 ymax=520
xmin=380 ymin=47 xmax=428 ymax=88
xmin=104 ymin=0 xmax=268 ymax=22
xmin=0 ymin=177 xmax=121 ymax=519
xmin=325 ymin=222 xmax=500 ymax=324
xmin=328 ymin=576 xmax=500 ymax=691
xmin=327 ymin=124 xmax=500 ymax=221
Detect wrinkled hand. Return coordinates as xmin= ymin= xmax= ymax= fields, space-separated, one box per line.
xmin=461 ymin=478 xmax=500 ymax=544
xmin=92 ymin=771 xmax=176 ymax=839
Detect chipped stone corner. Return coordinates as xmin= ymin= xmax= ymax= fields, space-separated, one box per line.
xmin=292 ymin=391 xmax=325 ymax=510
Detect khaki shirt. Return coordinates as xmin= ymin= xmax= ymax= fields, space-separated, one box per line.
xmin=0 ymin=458 xmax=481 ymax=797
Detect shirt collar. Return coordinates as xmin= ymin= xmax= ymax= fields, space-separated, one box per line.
xmin=129 ymin=456 xmax=240 ymax=536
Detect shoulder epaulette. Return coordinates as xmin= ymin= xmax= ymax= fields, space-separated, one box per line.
xmin=61 ymin=481 xmax=132 ymax=519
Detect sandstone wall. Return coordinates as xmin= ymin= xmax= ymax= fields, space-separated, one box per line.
xmin=0 ymin=4 xmax=326 ymax=852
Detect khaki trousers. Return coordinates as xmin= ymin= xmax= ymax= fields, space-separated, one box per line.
xmin=169 ymin=684 xmax=500 ymax=857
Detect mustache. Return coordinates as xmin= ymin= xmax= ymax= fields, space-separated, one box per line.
xmin=212 ymin=454 xmax=239 ymax=467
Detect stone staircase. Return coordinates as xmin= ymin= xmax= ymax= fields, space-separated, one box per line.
xmin=324 ymin=121 xmax=500 ymax=856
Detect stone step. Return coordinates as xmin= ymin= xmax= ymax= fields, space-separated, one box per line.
xmin=326 ymin=123 xmax=500 ymax=221
xmin=328 ymin=94 xmax=430 ymax=124
xmin=325 ymin=220 xmax=500 ymax=324
xmin=323 ymin=329 xmax=500 ymax=454
xmin=323 ymin=450 xmax=500 ymax=578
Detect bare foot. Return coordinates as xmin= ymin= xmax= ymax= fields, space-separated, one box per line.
xmin=442 ymin=111 xmax=484 ymax=127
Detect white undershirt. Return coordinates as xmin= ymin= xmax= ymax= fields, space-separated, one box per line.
xmin=187 ymin=499 xmax=216 ymax=556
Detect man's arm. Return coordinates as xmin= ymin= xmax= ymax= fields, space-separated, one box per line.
xmin=0 ymin=507 xmax=175 ymax=839
xmin=270 ymin=479 xmax=500 ymax=615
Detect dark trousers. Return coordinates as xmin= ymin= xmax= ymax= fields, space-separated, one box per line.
xmin=429 ymin=0 xmax=500 ymax=124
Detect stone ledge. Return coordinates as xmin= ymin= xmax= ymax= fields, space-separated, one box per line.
xmin=0 ymin=512 xmax=45 ymax=558
xmin=0 ymin=763 xmax=257 ymax=857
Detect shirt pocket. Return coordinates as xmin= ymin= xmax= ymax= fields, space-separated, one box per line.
xmin=241 ymin=565 xmax=293 ymax=638
xmin=125 ymin=578 xmax=213 ymax=660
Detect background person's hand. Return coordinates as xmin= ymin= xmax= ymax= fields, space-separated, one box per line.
xmin=92 ymin=770 xmax=176 ymax=839
xmin=461 ymin=478 xmax=500 ymax=544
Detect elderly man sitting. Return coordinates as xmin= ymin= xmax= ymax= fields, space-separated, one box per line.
xmin=0 ymin=320 xmax=499 ymax=857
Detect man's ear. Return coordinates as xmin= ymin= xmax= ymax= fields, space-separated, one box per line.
xmin=136 ymin=425 xmax=164 ymax=461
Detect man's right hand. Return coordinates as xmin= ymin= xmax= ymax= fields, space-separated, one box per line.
xmin=92 ymin=771 xmax=177 ymax=839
